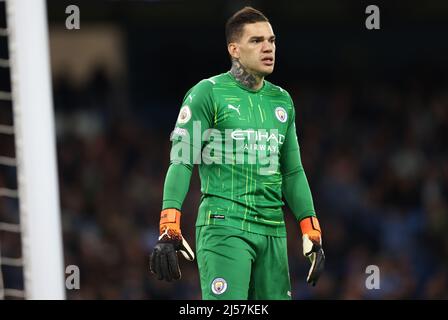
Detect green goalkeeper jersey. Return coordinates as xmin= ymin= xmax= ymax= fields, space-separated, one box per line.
xmin=162 ymin=72 xmax=316 ymax=237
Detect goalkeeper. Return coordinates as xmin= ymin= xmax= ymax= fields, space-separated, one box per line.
xmin=150 ymin=6 xmax=325 ymax=300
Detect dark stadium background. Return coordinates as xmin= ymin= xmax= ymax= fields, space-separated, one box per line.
xmin=4 ymin=0 xmax=447 ymax=299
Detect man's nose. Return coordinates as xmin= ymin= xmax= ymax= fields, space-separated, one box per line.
xmin=262 ymin=40 xmax=274 ymax=52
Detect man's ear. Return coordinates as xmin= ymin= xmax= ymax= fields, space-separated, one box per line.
xmin=227 ymin=42 xmax=240 ymax=59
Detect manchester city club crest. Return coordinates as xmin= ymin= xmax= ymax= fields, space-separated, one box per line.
xmin=275 ymin=107 xmax=287 ymax=123
xmin=211 ymin=277 xmax=227 ymax=295
xmin=177 ymin=105 xmax=192 ymax=124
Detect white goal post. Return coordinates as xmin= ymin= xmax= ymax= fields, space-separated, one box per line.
xmin=5 ymin=0 xmax=66 ymax=299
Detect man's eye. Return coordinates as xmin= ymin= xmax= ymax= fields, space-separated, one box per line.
xmin=252 ymin=39 xmax=261 ymax=43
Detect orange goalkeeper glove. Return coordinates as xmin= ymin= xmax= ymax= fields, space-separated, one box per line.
xmin=300 ymin=216 xmax=325 ymax=286
xmin=150 ymin=209 xmax=194 ymax=281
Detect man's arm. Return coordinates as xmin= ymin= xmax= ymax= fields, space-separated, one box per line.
xmin=280 ymin=104 xmax=315 ymax=221
xmin=162 ymin=80 xmax=215 ymax=209
xmin=162 ymin=163 xmax=193 ymax=210
xmin=150 ymin=80 xmax=215 ymax=281
xmin=280 ymin=94 xmax=325 ymax=286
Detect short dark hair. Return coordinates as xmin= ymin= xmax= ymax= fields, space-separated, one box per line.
xmin=225 ymin=7 xmax=269 ymax=44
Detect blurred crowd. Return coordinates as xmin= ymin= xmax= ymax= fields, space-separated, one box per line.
xmin=50 ymin=67 xmax=448 ymax=299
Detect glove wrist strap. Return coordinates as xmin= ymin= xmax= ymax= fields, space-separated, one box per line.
xmin=300 ymin=216 xmax=321 ymax=234
xmin=159 ymin=208 xmax=182 ymax=239
xmin=300 ymin=216 xmax=322 ymax=245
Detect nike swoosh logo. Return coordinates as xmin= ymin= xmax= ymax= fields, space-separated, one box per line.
xmin=228 ymin=104 xmax=240 ymax=115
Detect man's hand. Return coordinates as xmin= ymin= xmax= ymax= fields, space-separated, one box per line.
xmin=300 ymin=216 xmax=325 ymax=286
xmin=150 ymin=208 xmax=194 ymax=281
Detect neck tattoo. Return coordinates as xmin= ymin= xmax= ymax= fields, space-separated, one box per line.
xmin=230 ymin=58 xmax=263 ymax=90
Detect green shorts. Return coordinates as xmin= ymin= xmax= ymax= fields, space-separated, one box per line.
xmin=196 ymin=225 xmax=292 ymax=300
